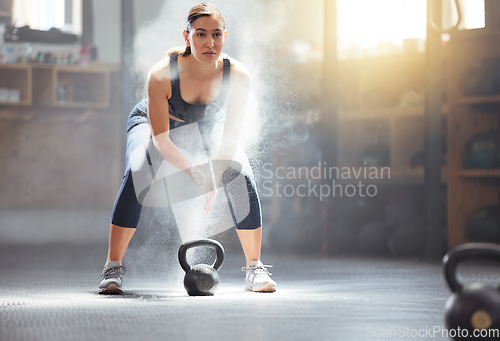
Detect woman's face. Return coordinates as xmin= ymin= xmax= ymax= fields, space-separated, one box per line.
xmin=184 ymin=15 xmax=227 ymax=64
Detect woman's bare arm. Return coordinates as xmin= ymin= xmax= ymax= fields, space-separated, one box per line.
xmin=147 ymin=58 xmax=195 ymax=176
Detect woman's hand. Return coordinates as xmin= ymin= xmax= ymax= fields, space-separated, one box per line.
xmin=204 ymin=187 xmax=218 ymax=214
xmin=189 ymin=165 xmax=218 ymax=214
xmin=189 ymin=166 xmax=206 ymax=188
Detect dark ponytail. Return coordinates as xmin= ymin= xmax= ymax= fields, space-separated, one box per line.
xmin=183 ymin=46 xmax=192 ymax=56
xmin=181 ymin=2 xmax=225 ymax=57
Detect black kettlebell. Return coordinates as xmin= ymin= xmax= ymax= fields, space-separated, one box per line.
xmin=443 ymin=243 xmax=500 ymax=340
xmin=178 ymin=239 xmax=225 ymax=296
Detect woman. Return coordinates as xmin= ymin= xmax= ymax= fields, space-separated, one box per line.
xmin=98 ymin=2 xmax=276 ymax=294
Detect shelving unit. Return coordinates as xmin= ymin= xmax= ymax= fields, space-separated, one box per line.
xmin=459 ymin=169 xmax=500 ymax=178
xmin=0 ymin=64 xmax=32 ymax=105
xmin=336 ymin=58 xmax=448 ymax=184
xmin=0 ymin=63 xmax=115 ymax=109
xmin=458 ymin=95 xmax=500 ymax=105
xmin=32 ymin=64 xmax=113 ymax=108
xmin=55 ymin=69 xmax=109 ymax=108
xmin=336 ymin=52 xmax=448 ymax=183
xmin=447 ymin=30 xmax=500 ymax=247
xmin=0 ymin=62 xmax=121 ymax=209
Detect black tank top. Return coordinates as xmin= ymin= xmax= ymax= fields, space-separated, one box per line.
xmin=127 ymin=53 xmax=231 ymax=134
xmin=168 ymin=53 xmax=231 ymax=124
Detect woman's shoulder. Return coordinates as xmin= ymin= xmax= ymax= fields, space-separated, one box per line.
xmin=148 ymin=57 xmax=170 ymax=86
xmin=226 ymin=55 xmax=250 ymax=84
xmin=148 ymin=55 xmax=171 ymax=85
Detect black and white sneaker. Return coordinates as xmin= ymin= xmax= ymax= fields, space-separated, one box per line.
xmin=242 ymin=260 xmax=276 ymax=292
xmin=98 ymin=261 xmax=127 ymax=294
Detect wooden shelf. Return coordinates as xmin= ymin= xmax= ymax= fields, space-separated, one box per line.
xmin=0 ymin=63 xmax=116 ymax=108
xmin=53 ymin=69 xmax=110 ymax=108
xmin=0 ymin=100 xmax=31 ymax=106
xmin=0 ymin=64 xmax=32 ymax=105
xmin=382 ymin=167 xmax=448 ymax=183
xmin=459 ymin=169 xmax=500 ymax=178
xmin=31 ymin=63 xmax=120 ymax=72
xmin=339 ymin=106 xmax=424 ymax=120
xmin=52 ymin=101 xmax=109 ymax=109
xmin=320 ymin=166 xmax=449 ymax=184
xmin=458 ymin=95 xmax=500 ymax=105
xmin=447 ymin=31 xmax=500 ymax=248
xmin=339 ymin=104 xmax=448 ymax=121
xmin=26 ymin=63 xmax=113 ymax=108
xmin=0 ymin=63 xmax=29 ymax=69
xmin=0 ymin=11 xmax=10 ymax=17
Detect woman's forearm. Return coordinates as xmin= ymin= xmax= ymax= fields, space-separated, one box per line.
xmin=154 ymin=136 xmax=217 ymax=192
xmin=152 ymin=136 xmax=194 ymax=175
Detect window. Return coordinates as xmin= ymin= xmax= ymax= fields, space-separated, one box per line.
xmin=337 ymin=0 xmax=427 ymax=59
xmin=337 ymin=0 xmax=485 ymax=59
xmin=12 ymin=0 xmax=81 ymax=34
xmin=445 ymin=0 xmax=485 ymax=30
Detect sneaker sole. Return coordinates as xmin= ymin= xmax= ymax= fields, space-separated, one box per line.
xmin=245 ymin=282 xmax=276 ymax=293
xmin=98 ymin=284 xmax=123 ymax=295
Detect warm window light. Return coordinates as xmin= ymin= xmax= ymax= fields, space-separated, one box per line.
xmin=13 ymin=0 xmax=64 ymax=30
xmin=445 ymin=0 xmax=485 ymax=30
xmin=12 ymin=0 xmax=81 ymax=35
xmin=337 ymin=0 xmax=485 ymax=59
xmin=337 ymin=0 xmax=427 ymax=59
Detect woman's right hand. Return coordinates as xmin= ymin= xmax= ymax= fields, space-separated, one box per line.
xmin=189 ymin=165 xmax=218 ymax=214
xmin=204 ymin=187 xmax=218 ymax=214
xmin=189 ymin=166 xmax=206 ymax=188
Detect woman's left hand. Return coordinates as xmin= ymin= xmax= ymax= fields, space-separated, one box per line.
xmin=204 ymin=187 xmax=218 ymax=214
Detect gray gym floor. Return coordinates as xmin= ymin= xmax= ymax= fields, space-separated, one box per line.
xmin=0 ymin=238 xmax=462 ymax=341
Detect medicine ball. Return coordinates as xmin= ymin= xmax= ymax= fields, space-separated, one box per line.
xmin=466 ymin=206 xmax=500 ymax=243
xmin=463 ymin=57 xmax=500 ymax=96
xmin=388 ymin=218 xmax=426 ymax=257
xmin=464 ymin=130 xmax=500 ymax=169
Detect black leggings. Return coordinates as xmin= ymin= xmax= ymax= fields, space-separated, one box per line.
xmin=110 ymin=123 xmax=262 ymax=230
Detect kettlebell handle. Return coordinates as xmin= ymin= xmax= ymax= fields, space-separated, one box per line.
xmin=443 ymin=243 xmax=500 ymax=293
xmin=178 ymin=238 xmax=225 ymax=273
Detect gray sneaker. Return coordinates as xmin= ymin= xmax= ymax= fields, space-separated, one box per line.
xmin=242 ymin=260 xmax=276 ymax=292
xmin=98 ymin=261 xmax=127 ymax=294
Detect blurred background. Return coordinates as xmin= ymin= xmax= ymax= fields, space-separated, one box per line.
xmin=0 ymin=0 xmax=499 ymax=261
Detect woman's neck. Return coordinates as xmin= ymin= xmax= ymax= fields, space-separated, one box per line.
xmin=182 ymin=54 xmax=221 ymax=77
